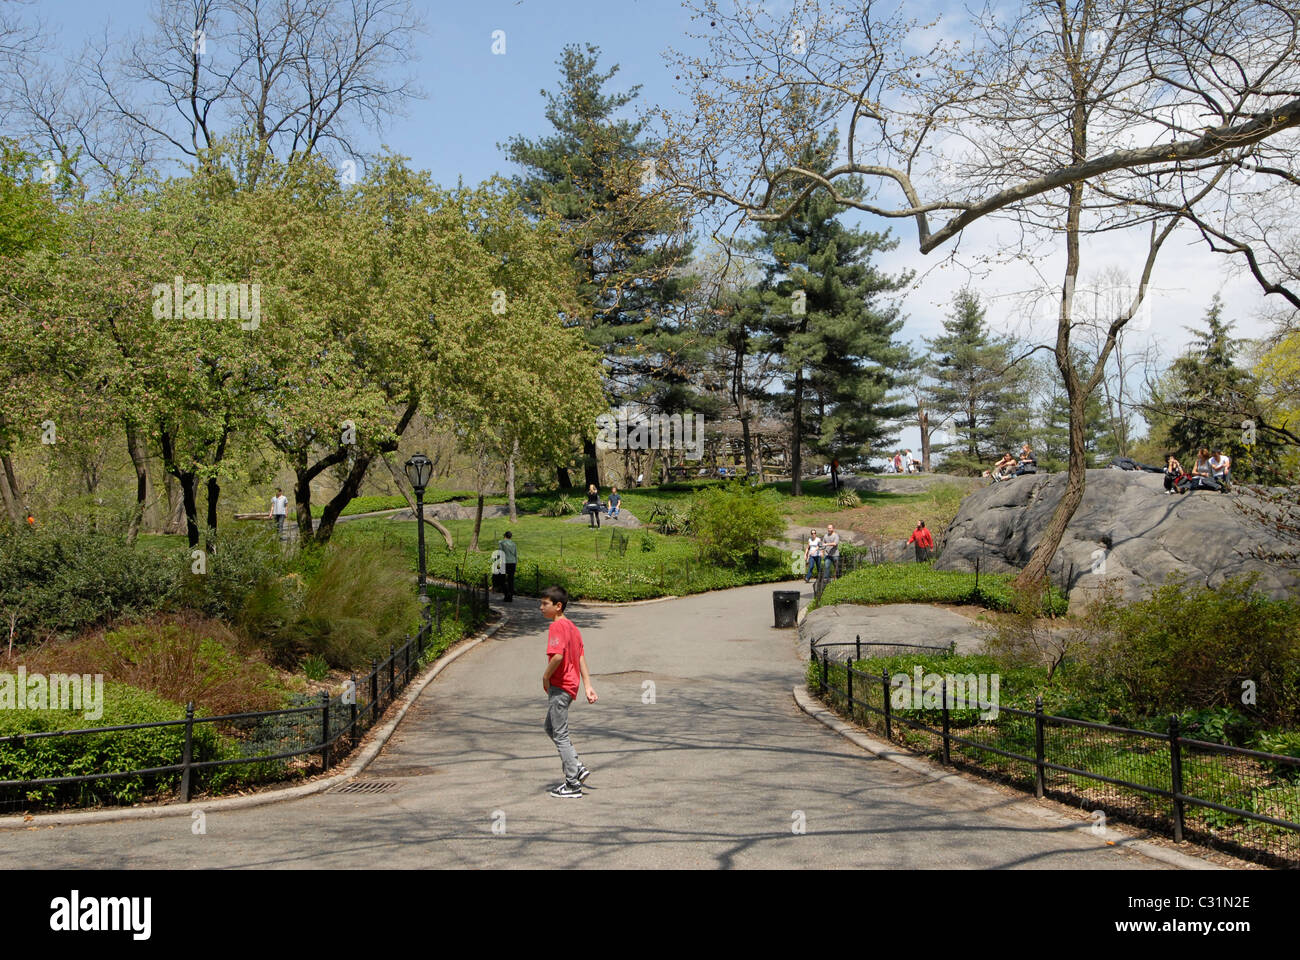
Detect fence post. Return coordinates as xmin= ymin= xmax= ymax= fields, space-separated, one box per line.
xmin=388 ymin=643 xmax=395 ymax=697
xmin=855 ymin=633 xmax=861 ymax=663
xmin=846 ymin=659 xmax=854 ymax=718
xmin=404 ymin=635 xmax=411 ymax=684
xmin=180 ymin=701 xmax=195 ymax=803
xmin=940 ymin=677 xmax=950 ymax=765
xmin=1169 ymin=714 xmax=1186 ymax=843
xmin=819 ymin=649 xmax=828 ymax=697
xmin=974 ymin=555 xmax=980 ymax=592
xmin=1034 ymin=695 xmax=1045 ymax=799
xmin=370 ymin=659 xmax=379 ymax=722
xmin=881 ymin=669 xmax=892 ymax=741
xmin=349 ymin=673 xmax=358 ymax=748
xmin=320 ymin=690 xmax=331 ymax=772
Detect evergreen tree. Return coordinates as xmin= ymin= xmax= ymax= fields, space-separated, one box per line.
xmin=740 ymin=128 xmax=912 ymax=495
xmin=500 ymin=44 xmax=695 ymax=488
xmin=922 ymin=289 xmax=1029 ymax=473
xmin=1150 ymin=296 xmax=1286 ymax=481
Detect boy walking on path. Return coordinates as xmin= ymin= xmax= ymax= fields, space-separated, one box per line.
xmin=539 ymin=586 xmax=598 ymax=798
xmin=269 ymin=488 xmax=288 ymax=539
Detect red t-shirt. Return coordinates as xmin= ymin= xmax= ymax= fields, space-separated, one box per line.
xmin=909 ymin=528 xmax=934 ymax=548
xmin=546 ymin=617 xmax=584 ymax=698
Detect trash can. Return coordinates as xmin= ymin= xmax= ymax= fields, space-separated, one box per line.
xmin=492 ymin=572 xmax=506 ymax=594
xmin=773 ymin=590 xmax=801 ymax=628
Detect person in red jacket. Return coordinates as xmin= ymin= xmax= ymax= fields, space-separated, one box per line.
xmin=907 ymin=520 xmax=934 ymax=562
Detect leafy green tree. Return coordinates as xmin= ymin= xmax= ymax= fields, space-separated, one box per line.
xmin=923 ymin=289 xmax=1030 ymax=473
xmin=501 ymin=43 xmax=695 ymax=488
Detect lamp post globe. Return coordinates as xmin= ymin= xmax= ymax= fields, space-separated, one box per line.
xmin=404 ymin=454 xmax=433 ymax=609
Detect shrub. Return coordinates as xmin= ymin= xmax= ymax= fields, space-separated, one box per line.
xmin=837 ymin=489 xmax=861 ymax=509
xmin=816 ymin=562 xmax=1067 ymax=615
xmin=1087 ymin=575 xmax=1300 ymax=728
xmin=0 ymin=682 xmax=224 ymax=806
xmin=174 ymin=524 xmax=288 ymax=621
xmin=540 ymin=496 xmax=577 ymax=517
xmin=302 ymin=654 xmax=329 ymax=681
xmin=239 ymin=541 xmax=420 ymax=670
xmin=18 ymin=614 xmax=284 ymax=716
xmin=0 ymin=521 xmax=177 ymax=647
xmin=639 ymin=530 xmax=658 ymax=552
xmin=691 ymin=483 xmax=784 ymax=567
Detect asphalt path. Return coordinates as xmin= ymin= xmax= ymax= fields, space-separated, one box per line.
xmin=3 ymin=582 xmax=1173 ymax=869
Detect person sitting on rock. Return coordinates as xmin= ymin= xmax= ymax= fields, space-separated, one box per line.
xmin=1163 ymin=454 xmax=1186 ymax=494
xmin=1192 ymin=447 xmax=1212 ymax=478
xmin=1209 ymin=449 xmax=1232 ymax=488
xmin=1013 ymin=443 xmax=1038 ymax=476
xmin=983 ymin=452 xmax=1016 ymax=481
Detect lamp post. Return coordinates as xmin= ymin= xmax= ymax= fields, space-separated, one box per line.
xmin=404 ymin=454 xmax=433 ymax=613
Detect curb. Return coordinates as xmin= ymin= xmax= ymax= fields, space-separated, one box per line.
xmin=791 ymin=685 xmax=1225 ymax=871
xmin=0 ymin=615 xmax=510 ymax=832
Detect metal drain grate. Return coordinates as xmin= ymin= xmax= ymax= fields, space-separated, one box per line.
xmin=332 ymin=780 xmax=401 ymax=795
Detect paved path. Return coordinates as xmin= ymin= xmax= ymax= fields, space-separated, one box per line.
xmin=3 ymin=583 xmax=1173 ymax=869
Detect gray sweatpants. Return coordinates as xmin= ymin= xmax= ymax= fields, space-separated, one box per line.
xmin=544 ymin=686 xmax=581 ymax=784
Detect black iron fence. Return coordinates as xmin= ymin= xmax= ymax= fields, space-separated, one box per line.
xmin=810 ymin=638 xmax=1300 ymax=867
xmin=0 ymin=576 xmax=491 ymax=815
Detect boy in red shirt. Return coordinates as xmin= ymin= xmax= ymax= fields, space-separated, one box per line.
xmin=907 ymin=520 xmax=935 ymax=562
xmin=540 ymin=586 xmax=598 ymax=798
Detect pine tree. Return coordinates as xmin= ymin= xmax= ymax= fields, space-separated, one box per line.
xmin=500 ymin=44 xmax=695 ymax=488
xmin=1151 ymin=295 xmax=1286 ymax=482
xmin=922 ymin=289 xmax=1030 ymax=473
xmin=740 ymin=129 xmax=912 ymax=495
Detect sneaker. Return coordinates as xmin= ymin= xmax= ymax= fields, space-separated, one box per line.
xmin=575 ymin=764 xmax=591 ymax=784
xmin=549 ymin=781 xmax=583 ymax=799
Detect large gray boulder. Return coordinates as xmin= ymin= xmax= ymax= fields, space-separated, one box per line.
xmin=936 ymin=469 xmax=1300 ymax=605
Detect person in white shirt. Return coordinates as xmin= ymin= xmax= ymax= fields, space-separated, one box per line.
xmin=269 ymin=488 xmax=289 ymax=539
xmin=1209 ymin=450 xmax=1231 ymax=488
xmin=804 ymin=530 xmax=823 ymax=583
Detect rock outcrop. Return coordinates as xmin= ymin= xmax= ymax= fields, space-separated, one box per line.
xmin=935 ymin=469 xmax=1300 ymax=604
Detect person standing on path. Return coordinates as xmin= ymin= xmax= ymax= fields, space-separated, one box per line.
xmin=907 ymin=520 xmax=934 ymax=562
xmin=498 ymin=530 xmax=518 ymax=602
xmin=804 ymin=529 xmax=822 ymax=583
xmin=540 ymin=586 xmax=597 ymax=798
xmin=823 ymin=524 xmax=841 ymax=579
xmin=269 ymin=488 xmax=289 ymax=540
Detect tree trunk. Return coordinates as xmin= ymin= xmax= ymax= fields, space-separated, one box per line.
xmin=163 ymin=474 xmax=186 ymax=534
xmin=125 ymin=421 xmax=151 ymax=544
xmin=556 ymin=465 xmax=572 ymax=490
xmin=470 ymin=494 xmax=485 ymax=551
xmin=203 ymin=425 xmax=229 ymax=552
xmin=1014 ymin=157 xmax=1088 ymax=591
xmin=179 ymin=473 xmax=200 ymax=549
xmin=919 ymin=407 xmax=932 ymax=473
xmin=0 ymin=463 xmax=22 ymax=525
xmin=791 ymin=369 xmax=804 ymax=496
xmin=741 ymin=415 xmax=754 ymax=476
xmin=582 ymin=437 xmax=600 ymax=489
xmin=313 ymin=454 xmax=371 ymax=545
xmin=507 ymin=439 xmax=518 ymax=523
xmin=1 ymin=453 xmax=25 ymax=521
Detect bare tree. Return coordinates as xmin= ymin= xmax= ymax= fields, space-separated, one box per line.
xmin=656 ymin=0 xmax=1300 ymax=588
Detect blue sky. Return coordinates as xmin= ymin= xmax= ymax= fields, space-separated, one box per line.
xmin=33 ymin=0 xmax=1283 ymax=454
